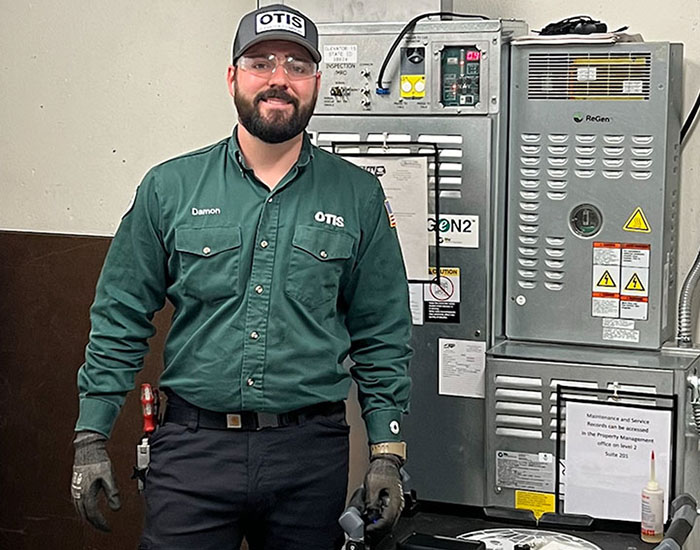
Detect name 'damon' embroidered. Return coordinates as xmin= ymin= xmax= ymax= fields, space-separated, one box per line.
xmin=192 ymin=207 xmax=221 ymax=216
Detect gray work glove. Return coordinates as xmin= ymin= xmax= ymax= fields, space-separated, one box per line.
xmin=363 ymin=454 xmax=404 ymax=542
xmin=71 ymin=431 xmax=121 ymax=531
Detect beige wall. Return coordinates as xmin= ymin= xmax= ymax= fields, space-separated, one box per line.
xmin=0 ymin=0 xmax=255 ymax=236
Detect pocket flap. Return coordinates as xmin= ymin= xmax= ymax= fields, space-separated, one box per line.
xmin=292 ymin=226 xmax=354 ymax=261
xmin=175 ymin=226 xmax=242 ymax=257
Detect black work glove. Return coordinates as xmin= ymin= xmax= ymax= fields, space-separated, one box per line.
xmin=71 ymin=431 xmax=121 ymax=531
xmin=363 ymin=453 xmax=404 ymax=542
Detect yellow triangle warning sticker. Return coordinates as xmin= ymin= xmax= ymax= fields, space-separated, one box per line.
xmin=623 ymin=207 xmax=651 ymax=233
xmin=625 ymin=273 xmax=645 ymax=291
xmin=597 ymin=270 xmax=616 ymax=287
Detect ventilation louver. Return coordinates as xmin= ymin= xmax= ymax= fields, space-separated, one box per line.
xmin=528 ymin=52 xmax=652 ymax=101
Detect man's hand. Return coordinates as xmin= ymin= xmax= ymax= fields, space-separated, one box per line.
xmin=71 ymin=431 xmax=121 ymax=531
xmin=363 ymin=453 xmax=404 ymax=542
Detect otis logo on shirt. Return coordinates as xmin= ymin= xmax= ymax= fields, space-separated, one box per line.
xmin=314 ymin=210 xmax=344 ymax=227
xmin=255 ymin=11 xmax=306 ymax=37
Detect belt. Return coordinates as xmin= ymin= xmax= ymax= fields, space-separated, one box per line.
xmin=162 ymin=392 xmax=345 ymax=431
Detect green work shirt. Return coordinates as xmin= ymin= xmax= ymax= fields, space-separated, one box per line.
xmin=76 ymin=130 xmax=412 ymax=444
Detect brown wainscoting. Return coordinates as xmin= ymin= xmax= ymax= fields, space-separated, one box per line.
xmin=0 ymin=230 xmax=368 ymax=550
xmin=0 ymin=231 xmax=171 ymax=549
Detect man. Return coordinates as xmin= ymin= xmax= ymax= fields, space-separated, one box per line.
xmin=71 ymin=4 xmax=411 ymax=550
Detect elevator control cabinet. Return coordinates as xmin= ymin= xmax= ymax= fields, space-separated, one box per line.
xmin=484 ymin=40 xmax=700 ymax=522
xmin=310 ymin=19 xmax=527 ymax=507
xmin=504 ymin=42 xmax=683 ymax=350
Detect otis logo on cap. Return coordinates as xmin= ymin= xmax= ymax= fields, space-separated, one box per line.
xmin=255 ymin=11 xmax=305 ymax=37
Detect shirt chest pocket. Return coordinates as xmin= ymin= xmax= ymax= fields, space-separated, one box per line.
xmin=174 ymin=226 xmax=242 ymax=302
xmin=285 ymin=226 xmax=354 ymax=309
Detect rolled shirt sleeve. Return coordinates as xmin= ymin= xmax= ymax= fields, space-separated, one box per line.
xmin=343 ymin=183 xmax=412 ymax=444
xmin=75 ymin=170 xmax=168 ymax=437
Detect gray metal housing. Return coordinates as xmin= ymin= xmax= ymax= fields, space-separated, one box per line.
xmin=504 ymin=42 xmax=684 ymax=350
xmin=310 ymin=18 xmax=527 ymax=506
xmin=485 ymin=341 xmax=700 ymax=515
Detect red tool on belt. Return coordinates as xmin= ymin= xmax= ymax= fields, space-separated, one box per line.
xmin=141 ymin=383 xmax=159 ymax=434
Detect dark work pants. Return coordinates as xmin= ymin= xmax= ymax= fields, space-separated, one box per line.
xmin=139 ymin=410 xmax=350 ymax=550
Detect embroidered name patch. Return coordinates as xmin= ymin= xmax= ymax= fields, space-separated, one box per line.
xmin=255 ymin=11 xmax=306 ymax=37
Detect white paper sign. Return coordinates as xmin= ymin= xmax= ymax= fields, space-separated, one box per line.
xmin=408 ymin=283 xmax=424 ymax=325
xmin=564 ymin=401 xmax=672 ymax=522
xmin=438 ymin=339 xmax=485 ymax=398
xmin=345 ymin=156 xmax=430 ymax=280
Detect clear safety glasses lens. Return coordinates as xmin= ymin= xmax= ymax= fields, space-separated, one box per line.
xmin=238 ymin=55 xmax=317 ymax=81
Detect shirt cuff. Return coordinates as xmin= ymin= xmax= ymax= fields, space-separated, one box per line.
xmin=75 ymin=397 xmax=121 ymax=438
xmin=364 ymin=408 xmax=403 ymax=444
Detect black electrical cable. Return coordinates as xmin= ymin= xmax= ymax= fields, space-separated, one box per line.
xmin=375 ymin=11 xmax=489 ymax=94
xmin=681 ymin=89 xmax=700 ymax=145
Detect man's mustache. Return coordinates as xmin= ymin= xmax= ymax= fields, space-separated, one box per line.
xmin=255 ymin=88 xmax=298 ymax=108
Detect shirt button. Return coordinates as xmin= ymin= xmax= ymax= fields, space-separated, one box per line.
xmin=260 ymin=240 xmax=269 ymax=248
xmin=255 ymin=284 xmax=264 ymax=294
xmin=247 ymin=378 xmax=255 ymax=386
xmin=319 ymin=250 xmax=328 ymax=259
xmin=250 ymin=331 xmax=259 ymax=340
xmin=202 ymin=246 xmax=211 ymax=255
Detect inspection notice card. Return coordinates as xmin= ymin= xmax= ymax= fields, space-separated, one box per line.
xmin=564 ymin=400 xmax=672 ymax=521
xmin=345 ymin=155 xmax=430 ymax=280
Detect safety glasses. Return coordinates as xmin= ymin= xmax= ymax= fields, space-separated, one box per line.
xmin=237 ymin=54 xmax=318 ymax=81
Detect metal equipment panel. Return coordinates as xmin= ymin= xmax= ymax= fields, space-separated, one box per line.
xmin=485 ymin=343 xmax=700 ymax=514
xmin=505 ymin=42 xmax=683 ymax=350
xmin=310 ymin=18 xmax=526 ymax=505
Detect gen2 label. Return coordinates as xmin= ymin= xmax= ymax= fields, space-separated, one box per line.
xmin=428 ymin=214 xmax=479 ymax=248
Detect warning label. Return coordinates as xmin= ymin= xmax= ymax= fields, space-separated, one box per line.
xmin=425 ymin=302 xmax=460 ymax=323
xmin=623 ymin=207 xmax=651 ymax=233
xmin=592 ymin=242 xmax=650 ymax=322
xmin=592 ymin=294 xmax=620 ymax=317
xmin=597 ymin=270 xmax=616 ymax=288
xmin=622 ymin=246 xmax=650 ymax=268
xmin=620 ymin=297 xmax=648 ymax=320
xmin=424 ymin=267 xmax=460 ymax=323
xmin=592 ymin=264 xmax=620 ymax=293
xmin=515 ymin=490 xmax=556 ymax=520
xmin=624 ymin=273 xmax=645 ymax=291
xmin=621 ymin=266 xmax=649 ymax=297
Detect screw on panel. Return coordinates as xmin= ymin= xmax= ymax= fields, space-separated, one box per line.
xmin=491 ymin=96 xmax=497 ymax=104
xmin=495 ymin=486 xmax=502 ymax=494
xmin=474 ymin=330 xmax=481 ymax=337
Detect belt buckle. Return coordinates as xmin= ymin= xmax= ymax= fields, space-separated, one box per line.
xmin=256 ymin=412 xmax=280 ymax=430
xmin=226 ymin=414 xmax=242 ymax=429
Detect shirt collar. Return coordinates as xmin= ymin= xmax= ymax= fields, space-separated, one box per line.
xmin=229 ymin=126 xmax=314 ymax=173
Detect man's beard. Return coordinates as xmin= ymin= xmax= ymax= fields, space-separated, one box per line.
xmin=235 ymin=85 xmax=317 ymax=144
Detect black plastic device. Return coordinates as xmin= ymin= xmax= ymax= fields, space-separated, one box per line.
xmin=398 ymin=533 xmax=486 ymax=550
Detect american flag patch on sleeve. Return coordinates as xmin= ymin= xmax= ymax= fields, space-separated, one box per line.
xmin=384 ymin=199 xmax=397 ymax=228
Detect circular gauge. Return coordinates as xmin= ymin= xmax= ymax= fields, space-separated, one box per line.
xmin=570 ymin=203 xmax=603 ymax=238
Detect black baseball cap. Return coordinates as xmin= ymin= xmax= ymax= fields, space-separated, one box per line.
xmin=232 ymin=4 xmax=321 ymax=64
